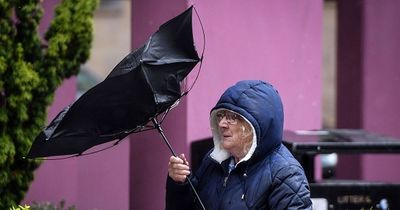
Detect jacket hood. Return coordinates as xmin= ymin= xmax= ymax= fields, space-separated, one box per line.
xmin=209 ymin=80 xmax=284 ymax=163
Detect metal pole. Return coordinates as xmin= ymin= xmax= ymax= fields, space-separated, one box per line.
xmin=152 ymin=118 xmax=206 ymax=210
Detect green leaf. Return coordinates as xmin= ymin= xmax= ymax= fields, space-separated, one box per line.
xmin=0 ymin=0 xmax=98 ymax=208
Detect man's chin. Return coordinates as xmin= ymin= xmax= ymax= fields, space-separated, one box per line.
xmin=221 ymin=141 xmax=233 ymax=150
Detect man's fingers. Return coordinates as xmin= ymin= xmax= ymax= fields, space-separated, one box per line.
xmin=168 ymin=165 xmax=190 ymax=183
xmin=168 ymin=154 xmax=191 ymax=183
xmin=170 ymin=154 xmax=190 ymax=166
xmin=168 ymin=162 xmax=190 ymax=176
xmin=170 ymin=162 xmax=189 ymax=170
xmin=180 ymin=154 xmax=189 ymax=165
xmin=170 ymin=156 xmax=185 ymax=164
xmin=169 ymin=164 xmax=190 ymax=174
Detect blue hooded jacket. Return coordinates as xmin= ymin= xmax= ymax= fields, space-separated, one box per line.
xmin=166 ymin=80 xmax=312 ymax=210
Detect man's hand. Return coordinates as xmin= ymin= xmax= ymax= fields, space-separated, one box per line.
xmin=168 ymin=153 xmax=190 ymax=183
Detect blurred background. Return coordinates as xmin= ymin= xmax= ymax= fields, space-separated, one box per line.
xmin=17 ymin=0 xmax=400 ymax=209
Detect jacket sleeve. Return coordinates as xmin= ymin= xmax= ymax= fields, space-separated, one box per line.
xmin=268 ymin=164 xmax=313 ymax=210
xmin=165 ymin=176 xmax=195 ymax=210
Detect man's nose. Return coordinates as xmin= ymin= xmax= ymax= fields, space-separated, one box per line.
xmin=218 ymin=117 xmax=229 ymax=127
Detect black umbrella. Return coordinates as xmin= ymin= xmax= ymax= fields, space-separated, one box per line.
xmin=27 ymin=7 xmax=206 ymax=208
xmin=27 ymin=6 xmax=203 ymax=158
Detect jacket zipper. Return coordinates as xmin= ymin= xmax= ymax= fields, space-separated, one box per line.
xmin=217 ymin=170 xmax=229 ymax=210
xmin=223 ymin=158 xmax=235 ymax=187
xmin=223 ymin=174 xmax=230 ymax=187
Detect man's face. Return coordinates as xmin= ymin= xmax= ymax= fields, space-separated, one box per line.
xmin=216 ymin=110 xmax=251 ymax=153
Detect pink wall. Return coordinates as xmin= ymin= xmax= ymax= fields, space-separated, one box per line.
xmin=361 ymin=0 xmax=400 ymax=182
xmin=75 ymin=141 xmax=130 ymax=210
xmin=186 ymin=0 xmax=322 ymax=142
xmin=130 ymin=0 xmax=322 ymax=209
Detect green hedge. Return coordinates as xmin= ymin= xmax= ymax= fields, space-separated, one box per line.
xmin=0 ymin=0 xmax=98 ymax=208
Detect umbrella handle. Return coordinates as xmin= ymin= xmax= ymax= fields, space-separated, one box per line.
xmin=152 ymin=118 xmax=207 ymax=210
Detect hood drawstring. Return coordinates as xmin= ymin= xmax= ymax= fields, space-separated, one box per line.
xmin=241 ymin=173 xmax=247 ymax=200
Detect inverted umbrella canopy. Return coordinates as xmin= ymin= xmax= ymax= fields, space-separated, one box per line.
xmin=27 ymin=6 xmax=201 ymax=158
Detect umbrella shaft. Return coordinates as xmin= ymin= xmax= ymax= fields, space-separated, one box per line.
xmin=152 ymin=118 xmax=178 ymax=156
xmin=151 ymin=118 xmax=207 ymax=210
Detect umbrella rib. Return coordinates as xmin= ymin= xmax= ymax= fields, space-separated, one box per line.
xmin=28 ymin=139 xmax=123 ymax=160
xmin=194 ymin=6 xmax=206 ymax=61
xmin=26 ymin=155 xmax=79 ymax=161
xmin=181 ymin=5 xmax=206 ymax=96
xmin=158 ymin=108 xmax=170 ymax=125
xmin=78 ymin=140 xmax=122 ymax=157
